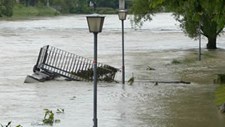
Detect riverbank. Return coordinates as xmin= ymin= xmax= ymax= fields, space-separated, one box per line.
xmin=165 ymin=48 xmax=225 ymax=112
xmin=215 ymin=85 xmax=225 ymax=105
xmin=0 ymin=4 xmax=120 ymax=21
xmin=0 ymin=4 xmax=60 ymax=20
xmin=171 ymin=49 xmax=225 ymax=84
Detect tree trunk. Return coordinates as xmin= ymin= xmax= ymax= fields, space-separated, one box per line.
xmin=207 ymin=35 xmax=217 ymax=49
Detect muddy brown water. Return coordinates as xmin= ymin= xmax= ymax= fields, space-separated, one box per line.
xmin=0 ymin=14 xmax=225 ymax=126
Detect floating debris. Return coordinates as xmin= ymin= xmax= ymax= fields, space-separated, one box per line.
xmin=146 ymin=66 xmax=155 ymax=70
xmin=128 ymin=73 xmax=135 ymax=85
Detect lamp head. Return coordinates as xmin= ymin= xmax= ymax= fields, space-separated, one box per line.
xmin=86 ymin=14 xmax=105 ymax=33
xmin=118 ymin=10 xmax=127 ymax=20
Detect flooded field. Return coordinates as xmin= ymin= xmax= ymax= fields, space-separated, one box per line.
xmin=0 ymin=13 xmax=225 ymax=127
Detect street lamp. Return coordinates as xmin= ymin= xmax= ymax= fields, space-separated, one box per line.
xmin=118 ymin=9 xmax=127 ymax=84
xmin=46 ymin=0 xmax=49 ymax=7
xmin=119 ymin=0 xmax=125 ymax=9
xmin=86 ymin=14 xmax=105 ymax=127
xmin=198 ymin=20 xmax=201 ymax=61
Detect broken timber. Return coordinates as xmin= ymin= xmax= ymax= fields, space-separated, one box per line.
xmin=135 ymin=80 xmax=191 ymax=84
xmin=25 ymin=45 xmax=119 ymax=83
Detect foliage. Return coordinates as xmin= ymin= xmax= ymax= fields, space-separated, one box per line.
xmin=1 ymin=0 xmax=127 ymax=16
xmin=12 ymin=4 xmax=59 ymax=18
xmin=0 ymin=0 xmax=14 ymax=17
xmin=68 ymin=0 xmax=91 ymax=14
xmin=18 ymin=0 xmax=125 ymax=14
xmin=95 ymin=7 xmax=117 ymax=14
xmin=43 ymin=109 xmax=55 ymax=125
xmin=42 ymin=109 xmax=62 ymax=125
xmin=131 ymin=0 xmax=162 ymax=26
xmin=131 ymin=0 xmax=225 ymax=49
xmin=95 ymin=0 xmax=118 ymax=9
xmin=19 ymin=0 xmax=113 ymax=14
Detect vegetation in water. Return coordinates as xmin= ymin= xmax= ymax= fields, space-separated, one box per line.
xmin=171 ymin=52 xmax=199 ymax=65
xmin=43 ymin=109 xmax=55 ymax=125
xmin=42 ymin=108 xmax=63 ymax=125
xmin=171 ymin=59 xmax=181 ymax=64
xmin=71 ymin=65 xmax=118 ymax=82
xmin=0 ymin=121 xmax=23 ymax=127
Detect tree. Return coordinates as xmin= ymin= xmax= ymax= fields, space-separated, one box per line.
xmin=19 ymin=0 xmax=37 ymax=6
xmin=131 ymin=0 xmax=225 ymax=49
xmin=0 ymin=0 xmax=13 ymax=17
xmin=50 ymin=0 xmax=90 ymax=13
xmin=95 ymin=0 xmax=118 ymax=9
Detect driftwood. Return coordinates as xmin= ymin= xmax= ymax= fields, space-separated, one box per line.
xmin=136 ymin=80 xmax=191 ymax=84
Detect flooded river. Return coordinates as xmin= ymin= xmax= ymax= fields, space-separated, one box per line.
xmin=0 ymin=13 xmax=225 ymax=127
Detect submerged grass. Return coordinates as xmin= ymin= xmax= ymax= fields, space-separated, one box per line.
xmin=215 ymin=84 xmax=225 ymax=106
xmin=171 ymin=52 xmax=197 ymax=65
xmin=171 ymin=59 xmax=181 ymax=64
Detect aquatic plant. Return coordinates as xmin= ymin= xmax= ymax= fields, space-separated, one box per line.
xmin=42 ymin=109 xmax=63 ymax=125
xmin=71 ymin=65 xmax=118 ymax=82
xmin=43 ymin=109 xmax=54 ymax=125
xmin=0 ymin=121 xmax=23 ymax=127
xmin=171 ymin=59 xmax=181 ymax=64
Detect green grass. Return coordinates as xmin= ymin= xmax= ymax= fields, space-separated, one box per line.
xmin=215 ymin=84 xmax=225 ymax=106
xmin=14 ymin=5 xmax=59 ymax=16
xmin=2 ymin=4 xmax=60 ymax=20
xmin=171 ymin=52 xmax=197 ymax=65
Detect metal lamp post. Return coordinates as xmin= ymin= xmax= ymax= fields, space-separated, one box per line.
xmin=86 ymin=14 xmax=105 ymax=127
xmin=118 ymin=9 xmax=127 ymax=84
xmin=46 ymin=0 xmax=49 ymax=7
xmin=119 ymin=0 xmax=125 ymax=9
xmin=198 ymin=20 xmax=201 ymax=61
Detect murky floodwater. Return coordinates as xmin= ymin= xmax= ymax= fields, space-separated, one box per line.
xmin=0 ymin=13 xmax=225 ymax=127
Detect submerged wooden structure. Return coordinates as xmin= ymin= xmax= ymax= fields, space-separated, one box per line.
xmin=25 ymin=45 xmax=118 ymax=82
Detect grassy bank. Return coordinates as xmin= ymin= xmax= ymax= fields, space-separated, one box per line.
xmin=169 ymin=49 xmax=225 ymax=107
xmin=215 ymin=84 xmax=225 ymax=106
xmin=1 ymin=4 xmax=122 ymax=20
xmin=2 ymin=4 xmax=60 ymax=20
